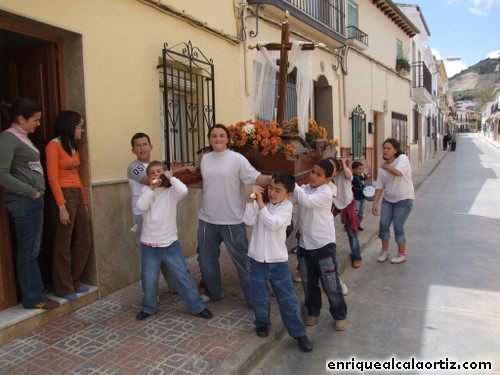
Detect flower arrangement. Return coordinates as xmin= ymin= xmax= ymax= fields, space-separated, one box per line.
xmin=325 ymin=138 xmax=340 ymax=147
xmin=283 ymin=118 xmax=328 ymax=147
xmin=228 ymin=119 xmax=296 ymax=157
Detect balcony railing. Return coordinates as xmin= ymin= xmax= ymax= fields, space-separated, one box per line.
xmin=346 ymin=25 xmax=368 ymax=48
xmin=411 ymin=61 xmax=432 ymax=94
xmin=247 ymin=0 xmax=346 ymax=38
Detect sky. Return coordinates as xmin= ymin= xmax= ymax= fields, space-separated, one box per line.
xmin=413 ymin=0 xmax=500 ymax=77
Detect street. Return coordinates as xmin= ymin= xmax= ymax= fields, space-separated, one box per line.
xmin=250 ymin=133 xmax=500 ymax=374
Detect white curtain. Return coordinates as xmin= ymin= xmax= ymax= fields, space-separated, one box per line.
xmin=253 ymin=41 xmax=312 ymax=138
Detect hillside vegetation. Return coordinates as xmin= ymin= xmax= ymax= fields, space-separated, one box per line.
xmin=449 ymin=58 xmax=498 ymax=111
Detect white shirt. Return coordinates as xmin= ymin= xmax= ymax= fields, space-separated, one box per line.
xmin=375 ymin=154 xmax=415 ymax=202
xmin=136 ymin=177 xmax=188 ymax=246
xmin=243 ymin=199 xmax=292 ymax=263
xmin=199 ymin=149 xmax=261 ymax=225
xmin=333 ymin=173 xmax=353 ymax=209
xmin=291 ymin=183 xmax=336 ymax=249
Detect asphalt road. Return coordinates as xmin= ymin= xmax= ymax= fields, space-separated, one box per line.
xmin=250 ymin=133 xmax=500 ymax=375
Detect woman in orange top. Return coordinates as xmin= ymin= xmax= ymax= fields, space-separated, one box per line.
xmin=46 ymin=111 xmax=91 ymax=302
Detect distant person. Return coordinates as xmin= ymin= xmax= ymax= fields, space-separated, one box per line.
xmin=450 ymin=132 xmax=458 ymax=151
xmin=442 ymin=133 xmax=450 ymax=150
xmin=127 ymin=133 xmax=176 ymax=294
xmin=197 ymin=124 xmax=271 ymax=303
xmin=46 ymin=111 xmax=91 ymax=302
xmin=0 ymin=98 xmax=59 ymax=310
xmin=135 ymin=161 xmax=212 ymax=321
xmin=243 ymin=171 xmax=313 ymax=352
xmin=372 ymin=138 xmax=414 ymax=264
xmin=291 ymin=159 xmax=348 ymax=331
xmin=350 ymin=161 xmax=372 ymax=230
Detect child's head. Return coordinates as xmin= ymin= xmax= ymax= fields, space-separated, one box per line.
xmin=146 ymin=160 xmax=167 ymax=178
xmin=131 ymin=132 xmax=153 ymax=163
xmin=351 ymin=161 xmax=364 ymax=175
xmin=309 ymin=159 xmax=334 ymax=188
xmin=268 ymin=171 xmax=295 ymax=204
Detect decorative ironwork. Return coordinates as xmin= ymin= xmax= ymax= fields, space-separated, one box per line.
xmin=160 ymin=41 xmax=215 ymax=167
xmin=350 ymin=105 xmax=366 ymax=159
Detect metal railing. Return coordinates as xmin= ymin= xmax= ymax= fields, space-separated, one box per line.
xmin=411 ymin=61 xmax=432 ymax=95
xmin=346 ymin=25 xmax=368 ymax=46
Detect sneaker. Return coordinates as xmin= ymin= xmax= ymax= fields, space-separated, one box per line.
xmin=30 ymin=298 xmax=60 ymax=310
xmin=352 ymin=261 xmax=362 ymax=268
xmin=391 ymin=254 xmax=407 ymax=264
xmin=377 ymin=250 xmax=389 ymax=263
xmin=75 ymin=285 xmax=89 ymax=293
xmin=58 ymin=293 xmax=78 ymax=302
xmin=201 ymin=293 xmax=224 ymax=302
xmin=339 ymin=277 xmax=348 ymax=296
xmin=335 ymin=319 xmax=348 ymax=331
xmin=292 ymin=272 xmax=302 ymax=283
xmin=304 ymin=315 xmax=319 ymax=326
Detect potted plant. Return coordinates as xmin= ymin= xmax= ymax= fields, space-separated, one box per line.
xmin=396 ymin=57 xmax=411 ymax=74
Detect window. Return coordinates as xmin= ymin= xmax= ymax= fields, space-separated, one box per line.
xmin=347 ymin=1 xmax=358 ymax=38
xmin=392 ymin=111 xmax=408 ymax=151
xmin=351 ymin=105 xmax=366 ymax=159
xmin=396 ymin=39 xmax=403 ymax=58
xmin=160 ymin=42 xmax=215 ymax=166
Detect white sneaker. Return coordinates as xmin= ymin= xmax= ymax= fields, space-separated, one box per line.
xmin=201 ymin=293 xmax=224 ymax=302
xmin=339 ymin=277 xmax=348 ymax=296
xmin=391 ymin=254 xmax=407 ymax=264
xmin=377 ymin=250 xmax=389 ymax=263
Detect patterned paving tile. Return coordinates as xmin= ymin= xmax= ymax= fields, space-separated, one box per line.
xmin=54 ymin=325 xmax=128 ymax=359
xmin=91 ymin=336 xmax=172 ymax=375
xmin=98 ymin=306 xmax=150 ymax=335
xmin=104 ymin=282 xmax=142 ymax=306
xmin=2 ymin=347 xmax=86 ymax=375
xmin=134 ymin=316 xmax=205 ymax=347
xmin=137 ymin=348 xmax=220 ymax=375
xmin=0 ymin=337 xmax=48 ymax=372
xmin=209 ymin=306 xmax=255 ymax=335
xmin=177 ymin=325 xmax=249 ymax=360
xmin=71 ymin=299 xmax=129 ymax=323
xmin=69 ymin=362 xmax=122 ymax=375
xmin=26 ymin=315 xmax=93 ymax=345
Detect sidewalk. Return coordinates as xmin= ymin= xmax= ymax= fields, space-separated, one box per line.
xmin=0 ymin=150 xmax=448 ymax=375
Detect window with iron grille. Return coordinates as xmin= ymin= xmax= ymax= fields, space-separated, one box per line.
xmin=159 ymin=41 xmax=215 ymax=167
xmin=350 ymin=105 xmax=366 ymax=159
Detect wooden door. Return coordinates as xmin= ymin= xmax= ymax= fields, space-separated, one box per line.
xmin=0 ymin=42 xmax=62 ymax=309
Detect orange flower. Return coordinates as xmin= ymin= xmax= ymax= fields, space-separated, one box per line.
xmin=228 ymin=119 xmax=296 ymax=157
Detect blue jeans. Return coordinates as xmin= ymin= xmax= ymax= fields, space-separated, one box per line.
xmin=345 ymin=214 xmax=361 ymax=262
xmin=354 ymin=198 xmax=365 ymax=223
xmin=4 ymin=193 xmax=47 ymax=308
xmin=197 ymin=220 xmax=250 ymax=301
xmin=379 ymin=198 xmax=414 ymax=244
xmin=297 ymin=243 xmax=347 ymax=321
xmin=249 ymin=259 xmax=306 ymax=338
xmin=140 ymin=240 xmax=205 ymax=315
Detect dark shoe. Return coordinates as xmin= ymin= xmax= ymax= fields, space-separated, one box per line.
xmin=198 ymin=279 xmax=205 ymax=288
xmin=196 ymin=308 xmax=213 ymax=319
xmin=30 ymin=298 xmax=60 ymax=310
xmin=136 ymin=311 xmax=152 ymax=321
xmin=256 ymin=326 xmax=269 ymax=338
xmin=358 ymin=226 xmax=364 ymax=231
xmin=295 ymin=335 xmax=313 ymax=352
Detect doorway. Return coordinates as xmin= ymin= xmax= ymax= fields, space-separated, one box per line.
xmin=0 ymin=10 xmax=85 ymax=310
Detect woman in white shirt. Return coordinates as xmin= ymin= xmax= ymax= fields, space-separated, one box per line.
xmin=372 ymin=138 xmax=414 ymax=264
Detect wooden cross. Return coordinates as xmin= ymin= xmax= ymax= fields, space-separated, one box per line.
xmin=250 ymin=14 xmax=316 ymax=127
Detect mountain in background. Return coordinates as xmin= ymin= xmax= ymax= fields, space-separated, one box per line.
xmin=448 ymin=58 xmax=498 ymax=111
